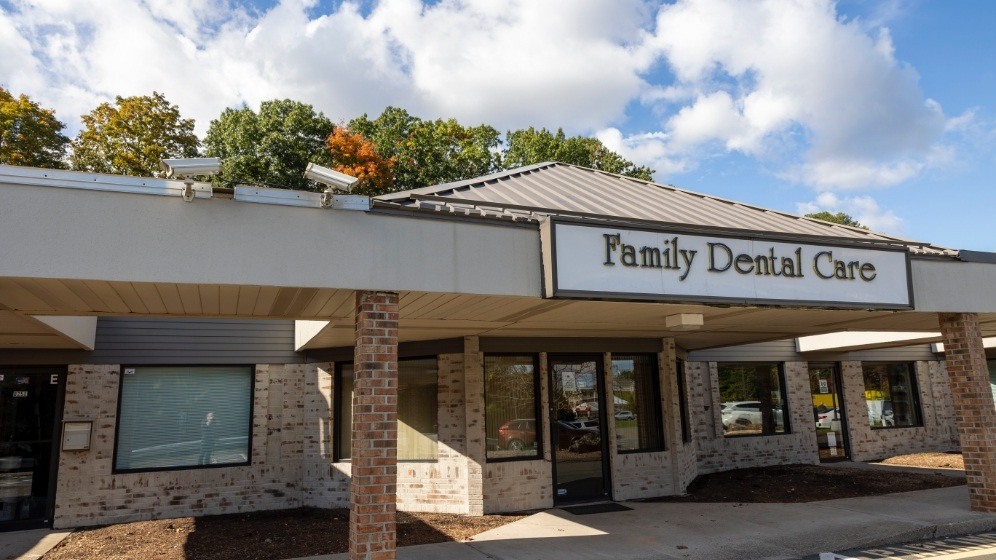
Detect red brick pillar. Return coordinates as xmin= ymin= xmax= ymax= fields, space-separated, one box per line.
xmin=350 ymin=291 xmax=399 ymax=560
xmin=938 ymin=312 xmax=996 ymax=512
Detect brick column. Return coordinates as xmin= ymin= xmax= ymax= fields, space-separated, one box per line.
xmin=350 ymin=291 xmax=399 ymax=560
xmin=463 ymin=336 xmax=485 ymax=516
xmin=938 ymin=312 xmax=996 ymax=512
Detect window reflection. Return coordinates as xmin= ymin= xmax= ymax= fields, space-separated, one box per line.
xmin=862 ymin=363 xmax=921 ymax=429
xmin=611 ymin=355 xmax=663 ymax=452
xmin=485 ymin=355 xmax=539 ymax=461
xmin=718 ymin=363 xmax=788 ymax=437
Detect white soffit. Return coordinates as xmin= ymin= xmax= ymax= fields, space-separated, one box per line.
xmin=295 ymin=320 xmax=332 ymax=351
xmin=796 ymin=331 xmax=942 ymax=353
xmin=932 ymin=337 xmax=996 ymax=353
xmin=30 ymin=315 xmax=98 ymax=350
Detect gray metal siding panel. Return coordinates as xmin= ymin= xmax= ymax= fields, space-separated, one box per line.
xmin=687 ymin=339 xmax=939 ymax=363
xmin=88 ymin=317 xmax=302 ymax=365
xmin=687 ymin=339 xmax=800 ymax=362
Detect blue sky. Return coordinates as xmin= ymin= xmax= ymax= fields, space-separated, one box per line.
xmin=1 ymin=0 xmax=993 ymax=250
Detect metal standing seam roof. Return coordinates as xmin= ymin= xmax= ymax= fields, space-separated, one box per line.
xmin=375 ymin=162 xmax=955 ymax=256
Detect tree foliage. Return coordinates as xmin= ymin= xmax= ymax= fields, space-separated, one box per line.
xmin=805 ymin=211 xmax=865 ymax=229
xmin=347 ymin=107 xmax=502 ymax=192
xmin=326 ymin=125 xmax=395 ymax=195
xmin=70 ymin=92 xmax=198 ymax=177
xmin=204 ymin=99 xmax=334 ymax=191
xmin=503 ymin=127 xmax=654 ymax=181
xmin=0 ymin=87 xmax=69 ymax=168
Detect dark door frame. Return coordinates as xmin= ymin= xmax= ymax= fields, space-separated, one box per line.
xmin=0 ymin=366 xmax=66 ymax=532
xmin=809 ymin=362 xmax=850 ymax=462
xmin=547 ymin=353 xmax=612 ymax=505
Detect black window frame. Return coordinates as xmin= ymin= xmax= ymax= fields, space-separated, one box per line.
xmin=717 ymin=362 xmax=791 ymax=438
xmin=611 ymin=353 xmax=665 ymax=454
xmin=484 ymin=353 xmax=543 ymax=463
xmin=333 ymin=356 xmax=440 ymax=463
xmin=861 ymin=362 xmax=923 ymax=430
xmin=676 ymin=358 xmax=691 ymax=443
xmin=112 ymin=364 xmax=256 ymax=474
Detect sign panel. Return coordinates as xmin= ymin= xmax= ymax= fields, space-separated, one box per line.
xmin=542 ymin=220 xmax=912 ymax=309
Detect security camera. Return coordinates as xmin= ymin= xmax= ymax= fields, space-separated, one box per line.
xmin=304 ymin=163 xmax=359 ymax=192
xmin=161 ymin=157 xmax=221 ymax=179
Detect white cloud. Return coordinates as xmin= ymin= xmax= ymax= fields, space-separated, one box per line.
xmin=0 ymin=0 xmax=971 ymax=201
xmin=796 ymin=192 xmax=903 ymax=234
xmin=0 ymin=0 xmax=657 ymax=136
xmin=605 ymin=0 xmax=952 ymax=191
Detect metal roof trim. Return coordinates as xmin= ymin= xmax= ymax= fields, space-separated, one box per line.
xmin=375 ymin=161 xmax=557 ymax=202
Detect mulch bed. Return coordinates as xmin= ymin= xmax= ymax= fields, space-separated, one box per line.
xmin=42 ymin=459 xmax=967 ymax=559
xmin=42 ymin=509 xmax=529 ymax=560
xmin=651 ymin=463 xmax=965 ymax=504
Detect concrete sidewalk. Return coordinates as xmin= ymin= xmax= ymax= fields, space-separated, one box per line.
xmin=293 ymin=486 xmax=996 ymax=560
xmin=0 ymin=528 xmax=71 ymax=560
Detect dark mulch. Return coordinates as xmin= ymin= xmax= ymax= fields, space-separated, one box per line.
xmin=651 ymin=463 xmax=965 ymax=504
xmin=42 ymin=508 xmax=528 ymax=560
xmin=42 ymin=461 xmax=968 ymax=559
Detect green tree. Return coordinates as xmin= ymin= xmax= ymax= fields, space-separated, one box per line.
xmin=205 ymin=99 xmax=334 ymax=191
xmin=70 ymin=92 xmax=199 ymax=177
xmin=804 ymin=211 xmax=866 ymax=229
xmin=348 ymin=107 xmax=502 ymax=192
xmin=503 ymin=127 xmax=654 ymax=181
xmin=0 ymin=87 xmax=69 ymax=168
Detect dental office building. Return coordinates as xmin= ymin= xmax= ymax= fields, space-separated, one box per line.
xmin=0 ymin=162 xmax=993 ymax=559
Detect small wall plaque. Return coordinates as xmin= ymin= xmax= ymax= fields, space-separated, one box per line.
xmin=62 ymin=421 xmax=93 ymax=451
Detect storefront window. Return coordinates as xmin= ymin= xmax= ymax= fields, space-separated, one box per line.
xmin=485 ymin=355 xmax=540 ymax=461
xmin=718 ymin=363 xmax=788 ymax=437
xmin=611 ymin=354 xmax=663 ymax=452
xmin=336 ymin=358 xmax=439 ymax=461
xmin=862 ymin=363 xmax=921 ymax=429
xmin=114 ymin=366 xmax=252 ymax=472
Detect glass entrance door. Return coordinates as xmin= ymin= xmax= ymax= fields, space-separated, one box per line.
xmin=549 ymin=356 xmax=610 ymax=504
xmin=809 ymin=363 xmax=848 ymax=462
xmin=0 ymin=367 xmax=63 ymax=530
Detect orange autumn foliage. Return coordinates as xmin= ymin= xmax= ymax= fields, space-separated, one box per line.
xmin=326 ymin=126 xmax=395 ymax=195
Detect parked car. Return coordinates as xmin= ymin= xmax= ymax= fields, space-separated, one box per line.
xmin=815 ymin=408 xmax=840 ymax=430
xmin=722 ymin=401 xmax=785 ymax=432
xmin=721 ymin=401 xmax=762 ymax=430
xmin=497 ymin=418 xmax=537 ymax=451
xmin=574 ymin=400 xmax=598 ymax=416
xmin=555 ymin=420 xmax=599 ymax=451
xmin=614 ymin=411 xmax=636 ymax=421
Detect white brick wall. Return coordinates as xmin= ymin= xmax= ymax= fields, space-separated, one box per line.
xmin=688 ymin=362 xmax=819 ymax=474
xmin=843 ymin=360 xmax=959 ymax=461
xmin=55 ymin=364 xmax=312 ymax=529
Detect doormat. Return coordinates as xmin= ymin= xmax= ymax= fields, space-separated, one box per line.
xmin=560 ymin=503 xmax=632 ymax=515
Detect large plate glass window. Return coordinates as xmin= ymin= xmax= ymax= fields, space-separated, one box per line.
xmin=717 ymin=363 xmax=789 ymax=437
xmin=336 ymin=358 xmax=438 ymax=461
xmin=611 ymin=354 xmax=663 ymax=452
xmin=485 ymin=355 xmax=540 ymax=461
xmin=862 ymin=363 xmax=922 ymax=429
xmin=114 ymin=366 xmax=253 ymax=472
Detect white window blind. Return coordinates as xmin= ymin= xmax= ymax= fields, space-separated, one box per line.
xmin=115 ymin=366 xmax=253 ymax=471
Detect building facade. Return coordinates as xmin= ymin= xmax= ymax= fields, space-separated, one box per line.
xmin=0 ymin=162 xmax=993 ymax=560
